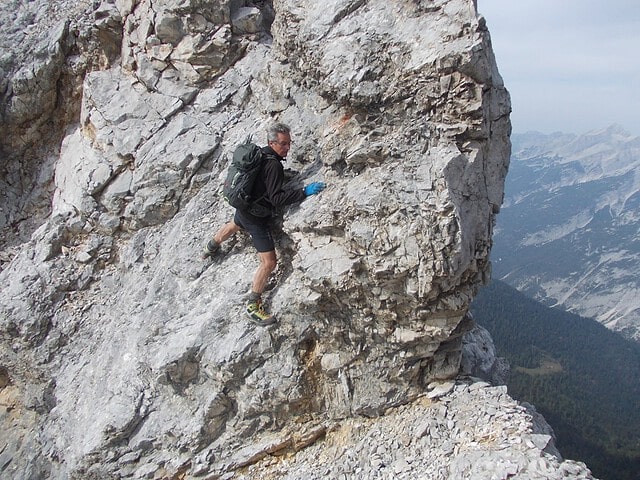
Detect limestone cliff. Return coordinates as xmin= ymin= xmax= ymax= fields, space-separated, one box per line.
xmin=0 ymin=0 xmax=594 ymax=479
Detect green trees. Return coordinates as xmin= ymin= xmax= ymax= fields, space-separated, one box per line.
xmin=471 ymin=280 xmax=640 ymax=480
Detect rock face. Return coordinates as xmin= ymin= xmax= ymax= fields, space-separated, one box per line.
xmin=0 ymin=1 xmax=593 ymax=479
xmin=460 ymin=322 xmax=510 ymax=386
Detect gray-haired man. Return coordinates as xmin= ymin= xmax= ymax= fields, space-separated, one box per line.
xmin=204 ymin=123 xmax=325 ymax=325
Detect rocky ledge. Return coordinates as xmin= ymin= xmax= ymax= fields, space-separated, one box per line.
xmin=230 ymin=379 xmax=594 ymax=480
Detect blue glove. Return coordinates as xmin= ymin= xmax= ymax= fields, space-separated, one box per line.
xmin=304 ymin=182 xmax=326 ymax=196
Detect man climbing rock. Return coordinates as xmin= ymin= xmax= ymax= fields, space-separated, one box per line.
xmin=203 ymin=122 xmax=326 ymax=325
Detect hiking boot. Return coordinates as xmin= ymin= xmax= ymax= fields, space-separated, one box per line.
xmin=246 ymin=300 xmax=276 ymax=326
xmin=202 ymin=239 xmax=220 ymax=259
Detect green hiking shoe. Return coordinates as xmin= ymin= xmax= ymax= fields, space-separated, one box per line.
xmin=246 ymin=300 xmax=276 ymax=326
xmin=202 ymin=239 xmax=220 ymax=259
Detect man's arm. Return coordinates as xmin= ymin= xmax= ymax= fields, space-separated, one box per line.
xmin=262 ymin=159 xmax=306 ymax=207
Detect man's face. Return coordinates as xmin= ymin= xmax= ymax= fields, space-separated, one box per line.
xmin=269 ymin=132 xmax=291 ymax=158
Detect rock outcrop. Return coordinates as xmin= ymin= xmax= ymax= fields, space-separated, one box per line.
xmin=0 ymin=0 xmax=593 ymax=479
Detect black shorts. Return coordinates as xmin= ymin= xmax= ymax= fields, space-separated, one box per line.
xmin=233 ymin=210 xmax=275 ymax=253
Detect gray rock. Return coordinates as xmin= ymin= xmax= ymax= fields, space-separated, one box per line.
xmin=0 ymin=0 xmax=595 ymax=479
xmin=234 ymin=382 xmax=595 ymax=480
xmin=232 ymin=7 xmax=264 ymax=34
xmin=461 ymin=321 xmax=511 ymax=385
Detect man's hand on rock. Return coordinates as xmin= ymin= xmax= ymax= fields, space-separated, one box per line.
xmin=304 ymin=182 xmax=326 ymax=196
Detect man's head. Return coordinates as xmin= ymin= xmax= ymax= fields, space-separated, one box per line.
xmin=267 ymin=122 xmax=292 ymax=158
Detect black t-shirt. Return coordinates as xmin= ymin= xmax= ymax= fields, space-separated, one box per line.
xmin=249 ymin=146 xmax=306 ymax=215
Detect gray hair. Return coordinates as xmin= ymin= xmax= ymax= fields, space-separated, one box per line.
xmin=267 ymin=122 xmax=291 ymax=143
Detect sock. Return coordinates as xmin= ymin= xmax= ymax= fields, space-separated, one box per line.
xmin=247 ymin=291 xmax=261 ymax=304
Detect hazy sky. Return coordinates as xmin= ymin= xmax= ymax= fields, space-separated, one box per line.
xmin=477 ymin=0 xmax=640 ymax=136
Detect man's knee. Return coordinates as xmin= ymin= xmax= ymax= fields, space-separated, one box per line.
xmin=260 ymin=251 xmax=277 ymax=271
xmin=229 ymin=221 xmax=241 ymax=233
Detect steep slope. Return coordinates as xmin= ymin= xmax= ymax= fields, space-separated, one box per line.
xmin=492 ymin=126 xmax=640 ymax=341
xmin=0 ymin=1 xmax=595 ymax=479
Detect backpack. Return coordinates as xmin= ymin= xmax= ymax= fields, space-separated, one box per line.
xmin=222 ymin=138 xmax=272 ymax=217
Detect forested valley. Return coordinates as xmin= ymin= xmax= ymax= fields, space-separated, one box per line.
xmin=471 ymin=280 xmax=640 ymax=480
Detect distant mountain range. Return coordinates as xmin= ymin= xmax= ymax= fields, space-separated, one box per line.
xmin=491 ymin=124 xmax=640 ymax=341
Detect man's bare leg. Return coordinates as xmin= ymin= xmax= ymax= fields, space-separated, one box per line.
xmin=246 ymin=250 xmax=277 ymax=323
xmin=251 ymin=250 xmax=277 ymax=295
xmin=214 ymin=221 xmax=241 ymax=244
xmin=203 ymin=220 xmax=240 ymax=258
